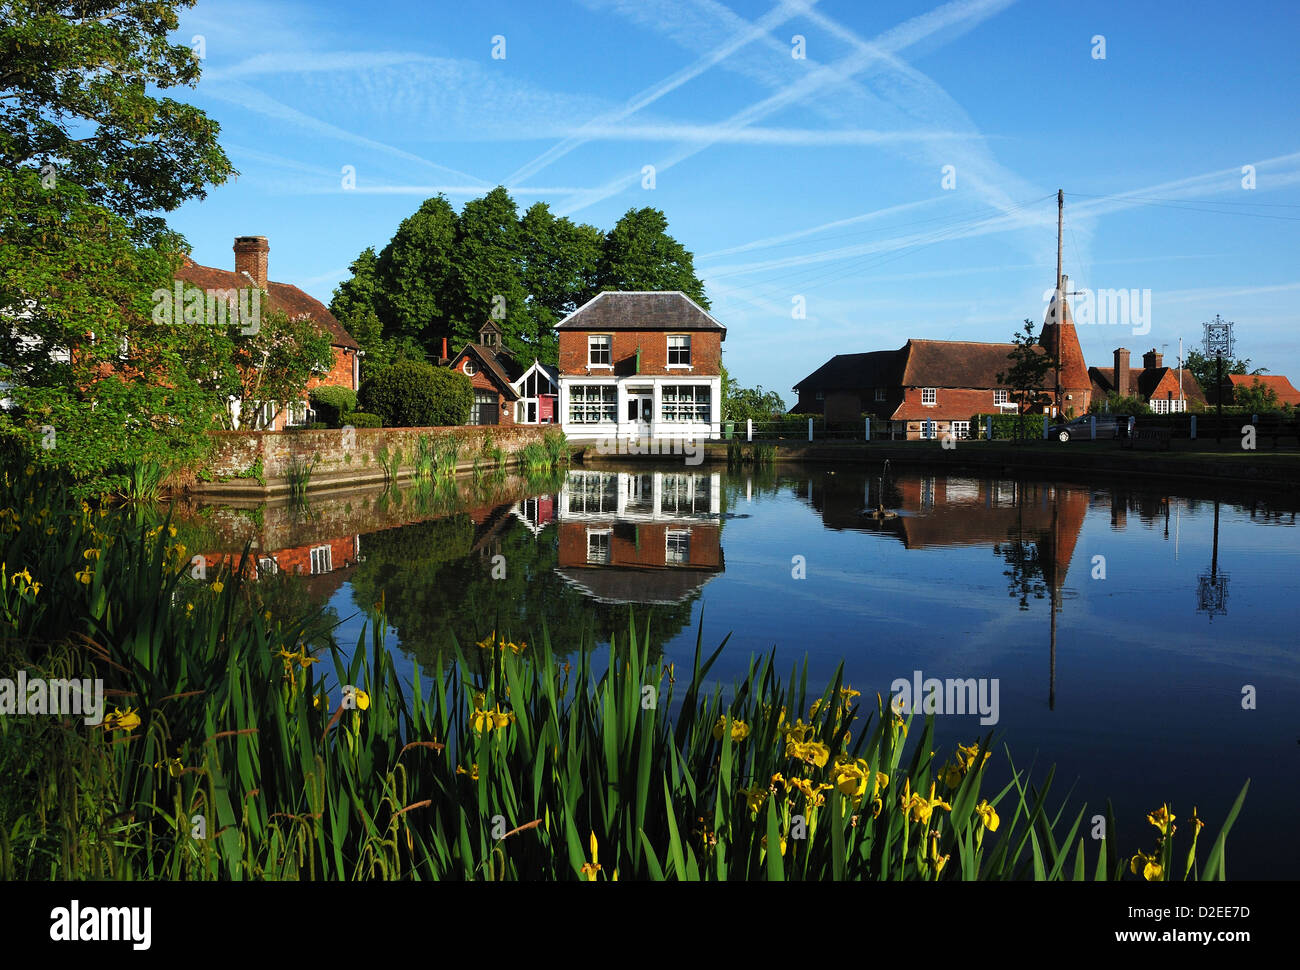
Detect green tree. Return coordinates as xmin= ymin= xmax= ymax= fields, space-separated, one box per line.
xmin=518 ymin=202 xmax=602 ymax=364
xmin=358 ymin=360 xmax=472 ymax=427
xmin=597 ymin=207 xmax=709 ymax=306
xmin=1184 ymin=349 xmax=1262 ymax=403
xmin=0 ymin=171 xmax=217 ymax=488
xmin=1233 ymin=378 xmax=1286 ymax=413
xmin=0 ymin=0 xmax=234 ymax=243
xmin=447 ymin=187 xmax=531 ymax=355
xmin=721 ymin=365 xmax=787 ymax=423
xmin=997 ymin=319 xmax=1056 ymax=442
xmin=374 ymin=195 xmax=457 ymax=348
xmin=1089 ymin=392 xmax=1151 ymax=416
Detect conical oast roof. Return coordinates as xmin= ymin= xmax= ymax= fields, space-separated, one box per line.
xmin=1039 ymin=276 xmax=1092 ymax=415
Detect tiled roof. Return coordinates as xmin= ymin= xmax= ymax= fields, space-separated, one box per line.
xmin=555 ymin=291 xmax=725 ymax=334
xmin=1038 ymin=291 xmax=1091 ymax=392
xmin=1090 ymin=366 xmax=1207 ymax=405
xmin=1226 ymin=373 xmax=1300 ymax=406
xmin=175 ymin=258 xmax=359 ymax=349
xmin=899 ymin=339 xmax=1021 ymax=389
xmin=794 ymin=349 xmax=903 ymax=391
xmin=450 ymin=343 xmax=524 ymax=398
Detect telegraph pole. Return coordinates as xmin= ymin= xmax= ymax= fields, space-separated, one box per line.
xmin=1054 ymin=189 xmax=1063 ymax=418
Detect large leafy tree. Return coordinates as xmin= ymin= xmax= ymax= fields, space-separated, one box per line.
xmin=0 ymin=0 xmax=234 ymax=243
xmin=597 ymin=207 xmax=709 ymax=307
xmin=517 ymin=201 xmax=601 ymax=363
xmin=0 ymin=171 xmax=217 ymax=487
xmin=327 ymin=246 xmax=423 ymax=377
xmin=1184 ymin=348 xmax=1263 ymax=404
xmin=374 ymin=195 xmax=458 ymax=349
xmin=446 ymin=187 xmax=531 ymax=355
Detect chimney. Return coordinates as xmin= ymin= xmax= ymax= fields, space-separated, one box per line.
xmin=233 ymin=236 xmax=269 ymax=290
xmin=441 ymin=337 xmax=448 ymax=363
xmin=1113 ymin=348 xmax=1130 ymax=396
xmin=1142 ymin=348 xmax=1162 ymax=369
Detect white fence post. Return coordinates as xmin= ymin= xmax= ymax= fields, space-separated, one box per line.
xmin=746 ymin=418 xmax=752 ymax=442
xmin=864 ymin=417 xmax=871 ymax=442
xmin=1042 ymin=415 xmax=1049 ymax=440
xmin=1089 ymin=415 xmax=1096 ymax=440
xmin=808 ymin=417 xmax=813 ymax=441
xmin=1190 ymin=414 xmax=1197 ymax=440
xmin=985 ymin=415 xmax=993 ymax=441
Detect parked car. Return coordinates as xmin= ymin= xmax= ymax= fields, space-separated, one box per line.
xmin=1049 ymin=414 xmax=1134 ymax=442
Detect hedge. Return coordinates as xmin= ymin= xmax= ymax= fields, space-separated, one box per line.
xmin=309 ymin=385 xmax=359 ymax=427
xmin=358 ymin=361 xmax=472 ymax=428
xmin=971 ymin=412 xmax=1046 ymax=440
xmin=341 ymin=411 xmax=382 ymax=429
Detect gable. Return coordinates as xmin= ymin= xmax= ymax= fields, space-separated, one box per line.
xmin=555 ymin=291 xmax=725 ymax=336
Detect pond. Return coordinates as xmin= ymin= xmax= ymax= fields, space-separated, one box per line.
xmin=188 ymin=462 xmax=1300 ymax=878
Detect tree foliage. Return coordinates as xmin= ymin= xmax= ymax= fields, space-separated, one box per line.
xmin=721 ymin=365 xmax=787 ymax=423
xmin=1233 ymin=378 xmax=1288 ymax=413
xmin=0 ymin=0 xmax=234 ymax=243
xmin=997 ymin=319 xmax=1056 ymax=441
xmin=332 ymin=190 xmax=705 ymax=368
xmin=358 ymin=360 xmax=472 ymax=428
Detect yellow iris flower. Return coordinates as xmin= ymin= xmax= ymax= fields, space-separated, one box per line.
xmin=975 ymin=799 xmax=1000 ymax=832
xmin=1147 ymin=804 xmax=1176 ymax=836
xmin=104 ymin=707 xmax=141 ymax=732
xmin=712 ymin=716 xmax=750 ymax=743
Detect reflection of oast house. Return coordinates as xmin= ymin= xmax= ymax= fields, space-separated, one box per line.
xmin=553 ymin=470 xmax=724 ymax=605
xmin=806 ymin=473 xmax=1088 ymax=588
xmin=176 ymin=236 xmax=361 ymax=430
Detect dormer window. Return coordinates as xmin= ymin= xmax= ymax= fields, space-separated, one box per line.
xmin=464 ymin=359 xmax=477 ymax=376
xmin=921 ymin=387 xmax=937 ymax=406
xmin=479 ymin=322 xmax=501 ymax=348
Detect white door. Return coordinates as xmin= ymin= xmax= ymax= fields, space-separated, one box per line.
xmin=626 ymin=393 xmax=653 ymax=436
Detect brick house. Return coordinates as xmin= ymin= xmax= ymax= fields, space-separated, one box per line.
xmin=445 ymin=320 xmax=560 ymax=426
xmin=793 ymin=340 xmax=1032 ymax=440
xmin=1217 ymin=373 xmax=1300 ymax=408
xmin=555 ymin=291 xmax=725 ymax=441
xmin=175 ymin=236 xmax=360 ymax=430
xmin=1089 ymin=348 xmax=1206 ymax=413
xmin=792 ymin=279 xmax=1093 ymax=439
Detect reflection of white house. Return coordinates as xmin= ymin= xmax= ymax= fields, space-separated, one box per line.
xmin=555 ymin=292 xmax=725 ymax=443
xmin=557 ymin=470 xmax=722 ymax=523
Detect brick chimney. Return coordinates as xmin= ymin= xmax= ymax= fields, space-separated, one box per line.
xmin=1113 ymin=348 xmax=1130 ymax=396
xmin=1142 ymin=348 xmax=1163 ymax=369
xmin=233 ymin=236 xmax=269 ymax=290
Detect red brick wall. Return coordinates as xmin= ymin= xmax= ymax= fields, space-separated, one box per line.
xmin=557 ymin=522 xmax=722 ymax=569
xmin=558 ymin=331 xmax=722 ymax=377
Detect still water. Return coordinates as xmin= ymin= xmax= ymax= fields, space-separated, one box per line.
xmin=200 ymin=464 xmax=1300 ymax=877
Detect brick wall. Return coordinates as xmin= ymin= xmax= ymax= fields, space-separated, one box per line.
xmin=457 ymin=357 xmax=516 ymax=425
xmin=558 ymin=330 xmax=722 ymax=377
xmin=199 ymin=425 xmax=555 ymax=485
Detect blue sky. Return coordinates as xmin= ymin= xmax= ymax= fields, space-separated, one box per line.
xmin=168 ymin=0 xmax=1300 ymax=398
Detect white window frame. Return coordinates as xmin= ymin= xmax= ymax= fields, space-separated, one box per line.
xmin=568 ymin=384 xmax=617 ymax=424
xmin=588 ymin=334 xmax=612 ymax=368
xmin=257 ymin=556 xmax=278 ymax=577
xmin=951 ymin=420 xmax=971 ymax=440
xmin=586 ymin=529 xmax=612 ymax=565
xmin=667 ymin=334 xmax=691 ymax=368
xmin=464 ymin=358 xmax=477 ymax=376
xmin=875 ymin=388 xmax=886 ymax=402
xmin=921 ymin=387 xmax=937 ymax=406
xmin=309 ymin=545 xmax=332 ymax=575
xmin=815 ymin=391 xmax=824 ymax=401
xmin=993 ymin=389 xmax=1009 ymax=406
xmin=284 ymin=400 xmax=310 ymax=428
xmin=660 ymin=384 xmax=711 ymax=423
xmin=665 ymin=529 xmax=691 ymax=565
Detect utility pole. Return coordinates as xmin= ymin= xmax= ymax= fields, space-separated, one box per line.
xmin=1054 ymin=189 xmax=1063 ymax=418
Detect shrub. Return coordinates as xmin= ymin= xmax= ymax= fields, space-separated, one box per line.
xmin=358 ymin=361 xmax=471 ymax=428
xmin=341 ymin=411 xmax=382 ymax=428
xmin=971 ymin=413 xmax=1046 ymax=440
xmin=309 ymin=385 xmax=359 ymax=427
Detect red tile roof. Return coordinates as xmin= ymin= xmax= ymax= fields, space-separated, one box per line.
xmin=175 ymin=257 xmax=359 ymax=350
xmin=1227 ymin=373 xmax=1300 ymax=406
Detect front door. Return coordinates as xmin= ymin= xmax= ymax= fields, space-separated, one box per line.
xmin=626 ymin=392 xmax=652 ymax=435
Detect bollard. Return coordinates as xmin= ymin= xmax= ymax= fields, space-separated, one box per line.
xmin=985 ymin=415 xmax=993 ymax=441
xmin=865 ymin=417 xmax=871 ymax=442
xmin=747 ymin=418 xmax=752 ymax=442
xmin=1089 ymin=415 xmax=1096 ymax=440
xmin=808 ymin=418 xmax=813 ymax=441
xmin=1190 ymin=414 xmax=1197 ymax=440
xmin=1042 ymin=415 xmax=1049 ymax=440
